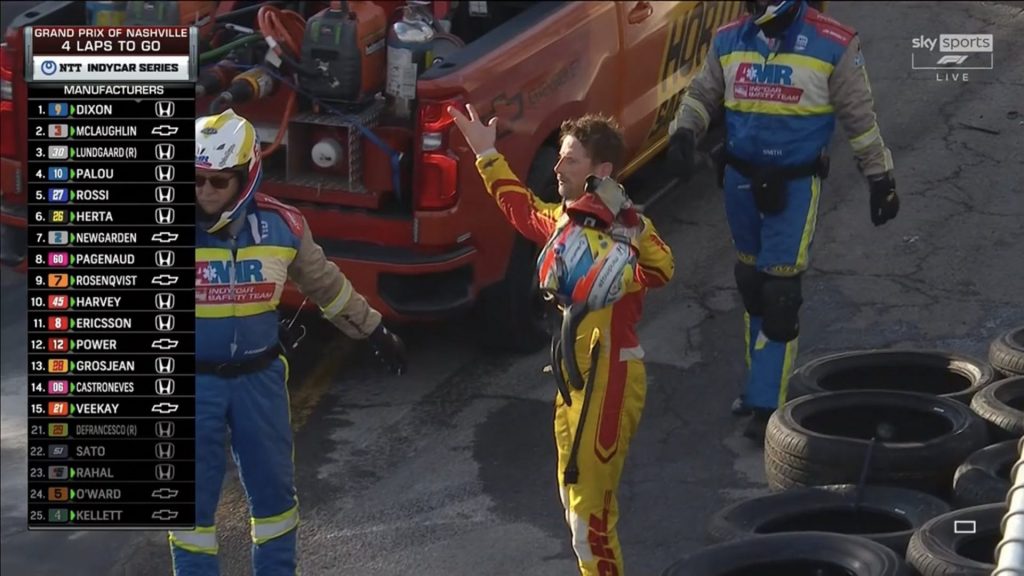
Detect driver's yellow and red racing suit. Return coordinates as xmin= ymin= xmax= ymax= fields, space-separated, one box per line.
xmin=475 ymin=151 xmax=675 ymax=576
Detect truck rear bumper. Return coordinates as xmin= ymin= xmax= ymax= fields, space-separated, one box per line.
xmin=280 ymin=240 xmax=479 ymax=321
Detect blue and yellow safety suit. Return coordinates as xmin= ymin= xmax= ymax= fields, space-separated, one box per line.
xmin=671 ymin=3 xmax=893 ymax=410
xmin=171 ymin=193 xmax=382 ymax=575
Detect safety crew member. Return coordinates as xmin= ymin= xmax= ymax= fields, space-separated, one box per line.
xmin=667 ymin=0 xmax=900 ymax=441
xmin=171 ymin=109 xmax=407 ymax=575
xmin=449 ymin=104 xmax=675 ymax=576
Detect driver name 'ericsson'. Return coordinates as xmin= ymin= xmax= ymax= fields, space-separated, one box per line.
xmin=73 ymin=275 xmax=137 ymax=287
xmin=74 ymin=317 xmax=132 ymax=330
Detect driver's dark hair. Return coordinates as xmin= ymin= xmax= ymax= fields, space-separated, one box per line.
xmin=560 ymin=113 xmax=625 ymax=169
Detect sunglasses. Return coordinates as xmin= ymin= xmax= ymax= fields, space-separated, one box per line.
xmin=196 ymin=173 xmax=236 ymax=189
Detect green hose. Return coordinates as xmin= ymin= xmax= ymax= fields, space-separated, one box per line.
xmin=200 ymin=34 xmax=265 ymax=64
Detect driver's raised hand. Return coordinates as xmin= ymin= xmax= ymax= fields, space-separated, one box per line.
xmin=448 ymin=103 xmax=497 ymax=157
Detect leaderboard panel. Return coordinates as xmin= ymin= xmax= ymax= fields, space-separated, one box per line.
xmin=25 ymin=25 xmax=198 ymax=530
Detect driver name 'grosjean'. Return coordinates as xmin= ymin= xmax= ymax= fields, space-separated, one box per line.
xmin=475 ymin=150 xmax=674 ymax=576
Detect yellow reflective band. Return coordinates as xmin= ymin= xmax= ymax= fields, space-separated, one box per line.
xmin=849 ymin=124 xmax=881 ymax=152
xmin=196 ymin=301 xmax=276 ymax=318
xmin=281 ymin=354 xmax=290 ymax=384
xmin=251 ymin=504 xmax=299 ymax=544
xmin=725 ymin=100 xmax=834 ymax=116
xmin=196 ymin=247 xmax=231 ymax=261
xmin=321 ymin=280 xmax=353 ymax=319
xmin=796 ymin=176 xmax=821 ymax=271
xmin=169 ymin=525 xmax=218 ymax=555
xmin=719 ymin=51 xmax=835 ymax=76
xmin=737 ymin=251 xmax=757 ymax=266
xmin=778 ymin=338 xmax=800 ymax=406
xmin=236 ymin=246 xmax=297 ymax=262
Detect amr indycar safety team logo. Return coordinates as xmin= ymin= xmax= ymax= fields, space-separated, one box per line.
xmin=733 ymin=62 xmax=804 ymax=103
xmin=195 ymin=259 xmax=276 ymax=304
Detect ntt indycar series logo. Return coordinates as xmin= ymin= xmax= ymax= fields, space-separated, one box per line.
xmin=912 ymin=34 xmax=993 ymax=82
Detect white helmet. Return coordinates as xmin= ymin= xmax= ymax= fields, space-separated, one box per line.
xmin=195 ymin=109 xmax=263 ymax=233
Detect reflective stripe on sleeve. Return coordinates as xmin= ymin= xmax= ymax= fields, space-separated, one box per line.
xmin=320 ymin=280 xmax=353 ymax=319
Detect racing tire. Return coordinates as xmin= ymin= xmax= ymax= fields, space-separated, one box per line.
xmin=988 ymin=325 xmax=1024 ymax=377
xmin=788 ymin=349 xmax=996 ymax=405
xmin=905 ymin=503 xmax=1005 ymax=576
xmin=476 ymin=146 xmax=559 ymax=354
xmin=765 ymin=391 xmax=989 ymax=499
xmin=661 ymin=532 xmax=910 ymax=576
xmin=952 ymin=439 xmax=1019 ymax=509
xmin=969 ymin=376 xmax=1024 ymax=440
xmin=706 ymin=484 xmax=949 ymax=555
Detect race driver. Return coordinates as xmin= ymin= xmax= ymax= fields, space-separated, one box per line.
xmin=450 ymin=104 xmax=675 ymax=576
xmin=170 ymin=109 xmax=407 ymax=575
xmin=668 ymin=0 xmax=899 ymax=441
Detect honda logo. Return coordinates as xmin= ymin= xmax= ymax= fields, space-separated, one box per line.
xmin=155 ymin=101 xmax=175 ymax=118
xmin=155 ymin=208 xmax=175 ymax=224
xmin=156 ymin=165 xmax=175 ymax=182
xmin=156 ymin=293 xmax=175 ymax=310
xmin=155 ymin=463 xmax=175 ymax=481
xmin=155 ymin=442 xmax=175 ymax=460
xmin=155 ymin=143 xmax=175 ymax=160
xmin=155 ymin=314 xmax=175 ymax=331
xmin=155 ymin=250 xmax=175 ymax=267
xmin=155 ymin=421 xmax=175 ymax=438
xmin=155 ymin=357 xmax=175 ymax=374
xmin=155 ymin=378 xmax=175 ymax=395
xmin=155 ymin=186 xmax=175 ymax=203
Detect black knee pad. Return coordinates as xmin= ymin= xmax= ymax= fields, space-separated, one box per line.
xmin=761 ymin=275 xmax=802 ymax=342
xmin=734 ymin=261 xmax=763 ymax=316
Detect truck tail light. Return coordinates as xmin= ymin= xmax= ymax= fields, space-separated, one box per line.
xmin=0 ymin=44 xmax=14 ymax=158
xmin=0 ymin=43 xmax=11 ymax=101
xmin=414 ymin=98 xmax=462 ymax=211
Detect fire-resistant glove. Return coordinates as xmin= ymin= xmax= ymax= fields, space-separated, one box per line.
xmin=868 ymin=171 xmax=899 ymax=226
xmin=667 ymin=128 xmax=697 ymax=182
xmin=367 ymin=323 xmax=407 ymax=376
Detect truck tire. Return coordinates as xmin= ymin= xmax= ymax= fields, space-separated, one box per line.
xmin=988 ymin=325 xmax=1024 ymax=377
xmin=905 ymin=503 xmax=1004 ymax=576
xmin=476 ymin=146 xmax=560 ymax=353
xmin=952 ymin=439 xmax=1018 ymax=509
xmin=706 ymin=484 xmax=949 ymax=555
xmin=765 ymin=391 xmax=989 ymax=499
xmin=662 ymin=532 xmax=909 ymax=576
xmin=969 ymin=376 xmax=1024 ymax=440
xmin=788 ymin=349 xmax=996 ymax=405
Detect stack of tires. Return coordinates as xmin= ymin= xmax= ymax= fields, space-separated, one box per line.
xmin=662 ymin=325 xmax=1024 ymax=576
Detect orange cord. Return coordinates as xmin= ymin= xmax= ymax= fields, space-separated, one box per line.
xmin=256 ymin=6 xmax=307 ymax=158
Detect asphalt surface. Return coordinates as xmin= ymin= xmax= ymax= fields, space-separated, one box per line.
xmin=2 ymin=2 xmax=1024 ymax=575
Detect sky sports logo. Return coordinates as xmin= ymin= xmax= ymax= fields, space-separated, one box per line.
xmin=911 ymin=34 xmax=993 ymax=70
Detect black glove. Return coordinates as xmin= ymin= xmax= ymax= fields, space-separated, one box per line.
xmin=667 ymin=128 xmax=697 ymax=182
xmin=868 ymin=171 xmax=899 ymax=226
xmin=367 ymin=323 xmax=407 ymax=375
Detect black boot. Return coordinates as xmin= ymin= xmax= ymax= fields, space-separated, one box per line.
xmin=743 ymin=408 xmax=773 ymax=443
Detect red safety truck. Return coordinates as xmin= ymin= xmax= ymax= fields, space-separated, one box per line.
xmin=1 ymin=1 xmax=759 ymax=351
